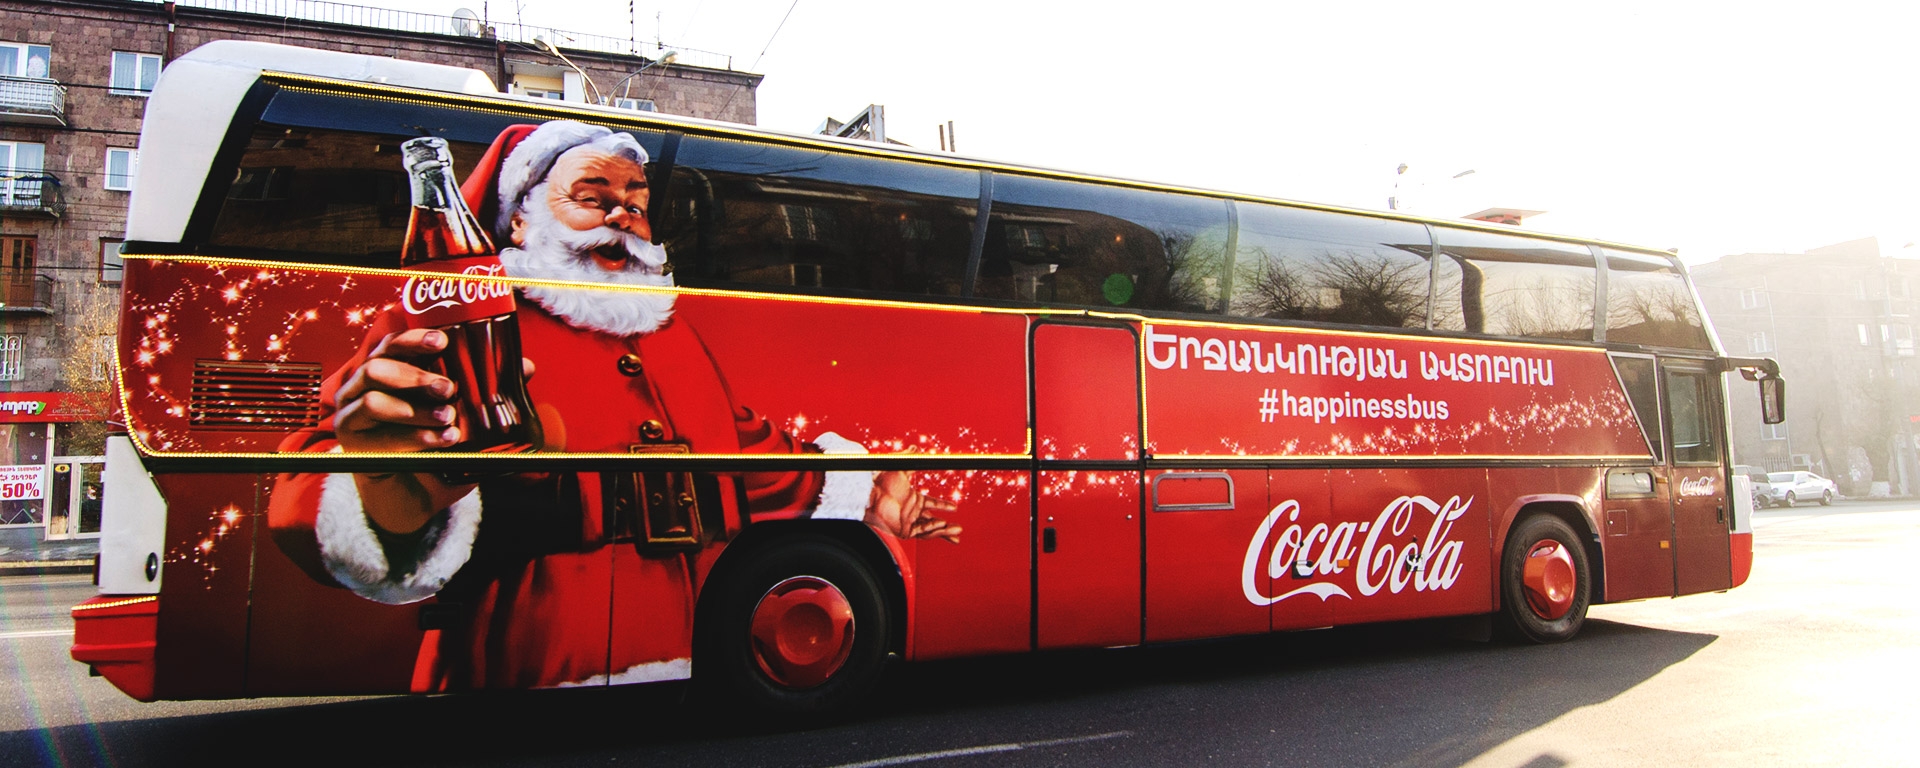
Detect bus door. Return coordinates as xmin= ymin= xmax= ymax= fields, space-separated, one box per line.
xmin=1665 ymin=362 xmax=1732 ymax=594
xmin=1031 ymin=322 xmax=1141 ymax=649
xmin=1599 ymin=353 xmax=1676 ymax=601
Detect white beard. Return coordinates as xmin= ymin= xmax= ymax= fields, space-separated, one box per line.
xmin=499 ymin=201 xmax=676 ymax=337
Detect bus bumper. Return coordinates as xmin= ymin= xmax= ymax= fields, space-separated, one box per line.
xmin=70 ymin=595 xmax=160 ymax=702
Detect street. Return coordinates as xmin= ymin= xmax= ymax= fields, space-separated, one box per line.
xmin=3 ymin=501 xmax=1917 ymax=767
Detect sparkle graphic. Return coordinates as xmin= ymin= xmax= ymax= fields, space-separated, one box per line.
xmin=165 ymin=504 xmax=246 ymax=586
xmin=124 ymin=261 xmax=393 ymax=451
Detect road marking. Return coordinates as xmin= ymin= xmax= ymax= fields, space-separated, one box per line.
xmin=821 ymin=731 xmax=1132 ymax=768
xmin=0 ymin=629 xmax=74 ymax=640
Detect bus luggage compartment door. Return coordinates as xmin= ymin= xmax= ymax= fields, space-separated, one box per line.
xmin=1032 ymin=322 xmax=1142 ymax=650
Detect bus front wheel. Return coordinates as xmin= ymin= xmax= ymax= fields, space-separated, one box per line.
xmin=1496 ymin=515 xmax=1591 ymax=644
xmin=700 ymin=535 xmax=891 ymax=720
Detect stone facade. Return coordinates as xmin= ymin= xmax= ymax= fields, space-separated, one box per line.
xmin=1693 ymin=238 xmax=1920 ymax=496
xmin=0 ymin=0 xmax=757 ymax=554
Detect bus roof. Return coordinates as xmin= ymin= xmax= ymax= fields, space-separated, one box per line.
xmin=132 ymin=41 xmax=1678 ymax=262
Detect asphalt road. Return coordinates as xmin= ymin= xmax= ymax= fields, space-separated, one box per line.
xmin=2 ymin=501 xmax=1916 ymax=767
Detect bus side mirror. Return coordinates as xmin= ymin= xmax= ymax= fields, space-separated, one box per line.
xmin=1760 ymin=377 xmax=1785 ymax=424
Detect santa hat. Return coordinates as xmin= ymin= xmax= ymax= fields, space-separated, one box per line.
xmin=458 ymin=120 xmax=653 ymax=240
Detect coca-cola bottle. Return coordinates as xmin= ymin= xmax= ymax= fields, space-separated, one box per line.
xmin=397 ymin=137 xmax=542 ymax=453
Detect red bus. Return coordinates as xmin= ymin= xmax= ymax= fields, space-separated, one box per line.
xmin=72 ymin=41 xmax=1784 ymax=716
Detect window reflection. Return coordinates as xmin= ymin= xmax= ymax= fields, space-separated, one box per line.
xmin=1230 ymin=204 xmax=1432 ymax=328
xmin=1604 ymin=248 xmax=1712 ymax=350
xmin=1432 ymin=227 xmax=1595 ymax=341
xmin=663 ymin=137 xmax=977 ymax=298
xmin=979 ymin=175 xmax=1229 ymax=312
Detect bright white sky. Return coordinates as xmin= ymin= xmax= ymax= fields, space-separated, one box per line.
xmin=382 ymin=0 xmax=1918 ymax=263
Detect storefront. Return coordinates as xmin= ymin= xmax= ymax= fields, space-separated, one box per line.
xmin=0 ymin=392 xmax=107 ymax=566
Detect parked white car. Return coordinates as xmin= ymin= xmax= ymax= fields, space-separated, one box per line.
xmin=1765 ymin=471 xmax=1839 ymax=507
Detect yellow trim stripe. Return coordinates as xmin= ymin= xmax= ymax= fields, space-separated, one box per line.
xmin=260 ymin=73 xmax=1676 ymax=258
xmin=72 ymin=596 xmax=158 ymax=612
xmin=1135 ymin=315 xmax=1610 ymax=354
xmin=124 ymin=253 xmax=1080 ymax=317
xmin=1147 ymin=453 xmax=1655 ymax=462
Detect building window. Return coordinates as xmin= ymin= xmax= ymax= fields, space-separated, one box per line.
xmin=1747 ymin=330 xmax=1772 ymax=353
xmin=0 ymin=140 xmax=46 ymax=207
xmin=0 ymin=335 xmax=23 ymax=381
xmin=100 ymin=239 xmax=125 ymax=283
xmin=1860 ymin=324 xmax=1871 ymax=345
xmin=0 ymin=42 xmax=52 ymax=78
xmin=1762 ymin=421 xmax=1788 ymax=441
xmin=109 ymin=51 xmax=161 ymax=95
xmin=1738 ymin=287 xmax=1767 ymax=309
xmin=104 ymin=148 xmax=138 ymax=191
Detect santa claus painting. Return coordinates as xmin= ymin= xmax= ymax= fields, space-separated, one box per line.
xmin=267 ymin=120 xmax=958 ymax=691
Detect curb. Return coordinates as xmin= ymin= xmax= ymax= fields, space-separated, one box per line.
xmin=0 ymin=559 xmax=95 ymax=577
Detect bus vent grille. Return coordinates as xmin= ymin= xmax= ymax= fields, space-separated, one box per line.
xmin=189 ymin=359 xmax=325 ymax=431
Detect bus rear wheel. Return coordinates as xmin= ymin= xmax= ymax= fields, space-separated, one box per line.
xmin=699 ymin=535 xmax=891 ymax=720
xmin=1496 ymin=515 xmax=1591 ymax=644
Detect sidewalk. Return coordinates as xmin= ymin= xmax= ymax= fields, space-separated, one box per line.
xmin=0 ymin=530 xmax=97 ymax=576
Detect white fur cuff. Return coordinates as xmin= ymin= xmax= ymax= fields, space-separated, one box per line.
xmin=315 ymin=473 xmax=482 ymax=605
xmin=811 ymin=431 xmax=875 ymax=521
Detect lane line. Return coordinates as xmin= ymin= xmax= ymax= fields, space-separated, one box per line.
xmin=0 ymin=629 xmax=74 ymax=640
xmin=821 ymin=731 xmax=1133 ymax=768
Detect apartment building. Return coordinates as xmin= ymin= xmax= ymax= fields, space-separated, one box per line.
xmin=0 ymin=0 xmax=759 ymax=566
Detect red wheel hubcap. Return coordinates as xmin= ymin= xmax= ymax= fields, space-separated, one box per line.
xmin=1522 ymin=540 xmax=1576 ymax=620
xmin=748 ymin=576 xmax=855 ymax=689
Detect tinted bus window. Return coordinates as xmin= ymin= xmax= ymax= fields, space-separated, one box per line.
xmin=1604 ymin=248 xmax=1713 ymax=350
xmin=1432 ymin=227 xmax=1596 ymax=341
xmin=1230 ymin=203 xmax=1432 ymax=329
xmin=206 ymin=125 xmax=483 ymax=266
xmin=980 ymin=174 xmax=1230 ymax=312
xmin=662 ymin=137 xmax=979 ymax=298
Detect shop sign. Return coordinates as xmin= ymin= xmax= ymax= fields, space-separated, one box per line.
xmin=0 ymin=464 xmax=46 ymax=501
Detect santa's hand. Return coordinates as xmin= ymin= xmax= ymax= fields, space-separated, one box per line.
xmin=866 ymin=469 xmax=961 ymax=543
xmin=334 ymin=328 xmax=464 ymax=453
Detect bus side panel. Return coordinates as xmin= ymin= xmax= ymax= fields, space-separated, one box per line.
xmin=907 ymin=470 xmax=1032 ymax=660
xmin=672 ymin=297 xmax=1034 ymax=661
xmin=1145 ymin=468 xmax=1270 ymax=643
xmin=149 ymin=473 xmax=257 ymax=700
xmin=245 ymin=475 xmax=423 ymax=696
xmin=1328 ymin=468 xmax=1493 ymax=626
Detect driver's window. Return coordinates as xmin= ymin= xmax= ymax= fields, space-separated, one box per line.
xmin=1665 ymin=368 xmax=1718 ymax=464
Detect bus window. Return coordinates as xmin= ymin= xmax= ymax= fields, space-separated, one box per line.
xmin=1603 ymin=248 xmax=1713 ymax=350
xmin=662 ymin=136 xmax=978 ymax=298
xmin=1666 ymin=368 xmax=1718 ymax=464
xmin=205 ymin=125 xmax=436 ymax=266
xmin=979 ymin=174 xmax=1230 ymax=312
xmin=1229 ymin=203 xmax=1432 ymax=329
xmin=1611 ymin=354 xmax=1664 ymax=462
xmin=1432 ymin=227 xmax=1597 ymax=341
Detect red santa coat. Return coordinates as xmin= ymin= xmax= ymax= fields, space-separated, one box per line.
xmin=267 ymin=299 xmax=856 ymax=690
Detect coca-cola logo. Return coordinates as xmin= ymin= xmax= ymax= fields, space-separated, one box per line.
xmin=401 ymin=264 xmax=513 ymax=315
xmin=1678 ymin=476 xmax=1717 ymax=497
xmin=1241 ymin=495 xmax=1471 ymax=606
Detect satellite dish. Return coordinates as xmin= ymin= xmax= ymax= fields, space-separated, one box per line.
xmin=451 ymin=8 xmax=485 ymax=37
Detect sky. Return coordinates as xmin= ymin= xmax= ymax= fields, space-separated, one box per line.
xmin=374 ymin=0 xmax=1918 ymax=264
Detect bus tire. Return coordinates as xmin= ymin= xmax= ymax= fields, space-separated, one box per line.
xmin=1496 ymin=515 xmax=1591 ymax=644
xmin=699 ymin=534 xmax=891 ymax=721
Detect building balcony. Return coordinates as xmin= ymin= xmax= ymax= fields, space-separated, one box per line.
xmin=0 ymin=171 xmax=63 ymax=219
xmin=0 ymin=274 xmax=54 ymax=314
xmin=0 ymin=75 xmax=67 ymax=127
